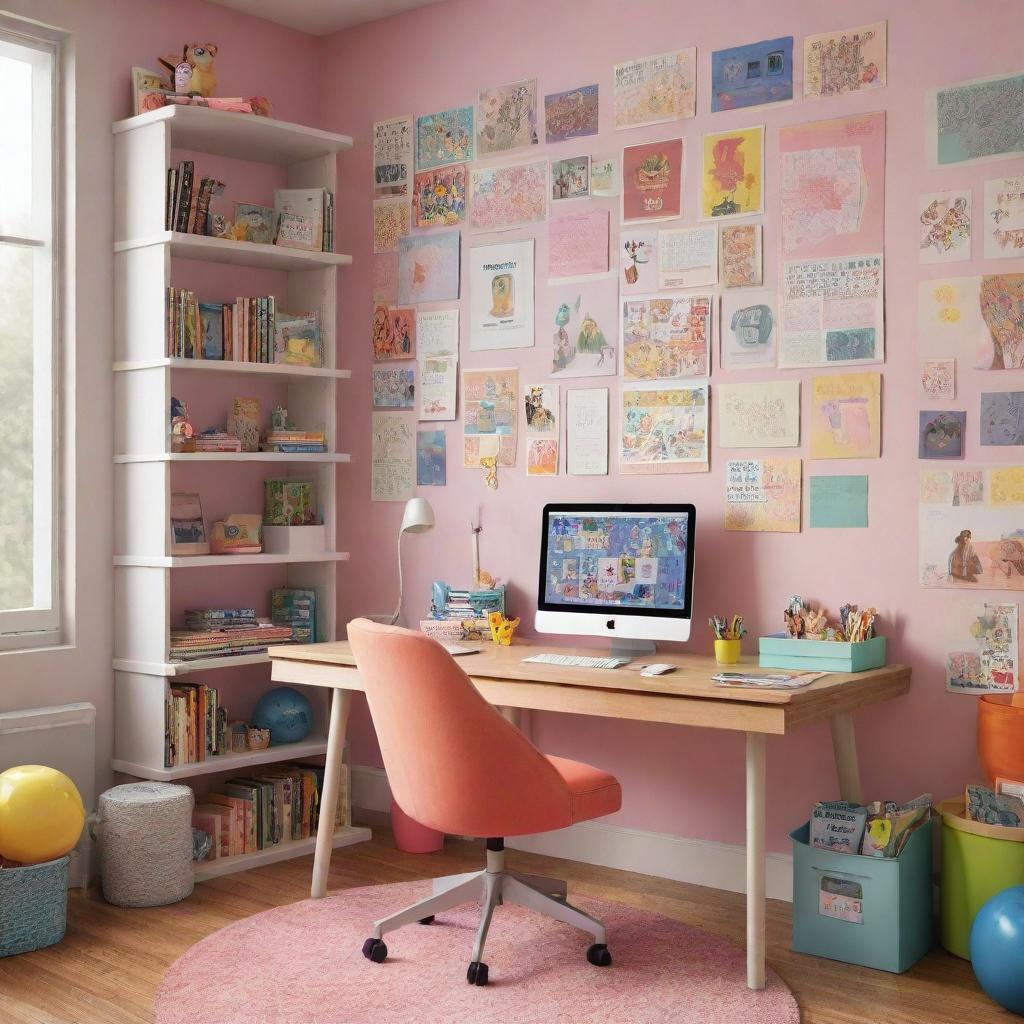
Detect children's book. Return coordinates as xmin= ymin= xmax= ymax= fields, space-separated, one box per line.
xmin=198 ymin=303 xmax=224 ymax=360
xmin=274 ymin=311 xmax=322 ymax=366
xmin=274 ymin=188 xmax=325 ymax=251
xmin=233 ymin=203 xmax=277 ymax=244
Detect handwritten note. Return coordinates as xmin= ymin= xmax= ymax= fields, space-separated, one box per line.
xmin=658 ymin=226 xmax=718 ymax=289
xmin=566 ymin=388 xmax=609 ymax=475
xmin=549 ymin=209 xmax=610 ymax=280
xmin=371 ymin=412 xmax=415 ymax=502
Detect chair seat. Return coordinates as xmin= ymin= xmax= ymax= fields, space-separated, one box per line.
xmin=546 ymin=755 xmax=622 ymax=824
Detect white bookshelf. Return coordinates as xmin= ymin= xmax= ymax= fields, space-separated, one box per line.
xmin=111 ymin=104 xmax=365 ymax=878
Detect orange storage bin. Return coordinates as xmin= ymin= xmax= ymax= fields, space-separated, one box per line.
xmin=978 ymin=694 xmax=1024 ymax=786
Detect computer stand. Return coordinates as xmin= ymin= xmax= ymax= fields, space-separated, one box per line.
xmin=608 ymin=638 xmax=656 ymax=661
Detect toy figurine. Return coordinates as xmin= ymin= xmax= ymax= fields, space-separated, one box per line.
xmin=159 ymin=43 xmax=218 ymax=97
xmin=170 ymin=396 xmax=195 ymax=453
xmin=805 ymin=608 xmax=828 ymax=640
xmin=488 ymin=611 xmax=520 ymax=646
xmin=481 ymin=454 xmax=498 ymax=490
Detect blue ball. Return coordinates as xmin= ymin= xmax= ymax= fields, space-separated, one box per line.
xmin=970 ymin=884 xmax=1024 ymax=1016
xmin=250 ymin=687 xmax=313 ymax=745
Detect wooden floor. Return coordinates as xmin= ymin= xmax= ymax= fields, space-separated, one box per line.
xmin=0 ymin=829 xmax=1012 ymax=1024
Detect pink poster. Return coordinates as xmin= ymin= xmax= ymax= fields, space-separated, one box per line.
xmin=549 ymin=209 xmax=610 ymax=279
xmin=622 ymin=138 xmax=684 ymax=223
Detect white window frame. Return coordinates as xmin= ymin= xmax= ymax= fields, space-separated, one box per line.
xmin=0 ymin=17 xmax=61 ymax=650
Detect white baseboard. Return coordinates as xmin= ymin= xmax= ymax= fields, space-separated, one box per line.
xmin=350 ymin=765 xmax=793 ymax=903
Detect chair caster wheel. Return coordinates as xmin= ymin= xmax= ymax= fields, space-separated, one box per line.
xmin=587 ymin=943 xmax=612 ymax=967
xmin=362 ymin=937 xmax=387 ymax=963
xmin=418 ymin=915 xmax=435 ymax=925
xmin=466 ymin=960 xmax=489 ymax=986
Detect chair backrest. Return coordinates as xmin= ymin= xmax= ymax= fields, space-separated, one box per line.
xmin=347 ymin=618 xmax=568 ymax=837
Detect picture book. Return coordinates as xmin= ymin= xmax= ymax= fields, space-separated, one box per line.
xmin=274 ymin=188 xmax=327 ymax=251
xmin=233 ymin=203 xmax=277 ymax=244
xmin=198 ymin=303 xmax=224 ymax=359
xmin=274 ymin=312 xmax=322 ymax=367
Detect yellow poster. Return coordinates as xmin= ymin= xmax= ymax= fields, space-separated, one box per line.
xmin=701 ymin=125 xmax=764 ymax=219
xmin=725 ymin=458 xmax=802 ymax=533
xmin=992 ymin=467 xmax=1024 ymax=505
xmin=810 ymin=372 xmax=881 ymax=460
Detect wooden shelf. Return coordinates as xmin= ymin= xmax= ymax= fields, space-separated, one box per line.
xmin=115 ymin=231 xmax=352 ymax=271
xmin=113 ymin=358 xmax=352 ymax=380
xmin=114 ymin=653 xmax=272 ymax=676
xmin=111 ymin=737 xmax=330 ymax=781
xmin=114 ymin=551 xmax=349 ymax=568
xmin=114 ymin=451 xmax=351 ymax=464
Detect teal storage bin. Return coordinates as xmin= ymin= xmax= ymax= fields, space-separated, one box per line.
xmin=790 ymin=820 xmax=933 ymax=973
xmin=759 ymin=633 xmax=886 ymax=672
xmin=0 ymin=856 xmax=69 ymax=957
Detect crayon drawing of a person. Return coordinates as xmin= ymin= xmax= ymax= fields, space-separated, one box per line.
xmin=949 ymin=529 xmax=982 ymax=583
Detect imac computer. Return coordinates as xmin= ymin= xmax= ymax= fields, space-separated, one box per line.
xmin=535 ymin=503 xmax=696 ymax=658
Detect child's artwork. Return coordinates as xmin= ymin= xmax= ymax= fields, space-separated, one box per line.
xmin=982 ymin=392 xmax=1024 ymax=446
xmin=416 ymin=429 xmax=446 ymax=486
xmin=725 ymin=458 xmax=802 ymax=533
xmin=397 ymin=230 xmax=461 ymax=304
xmin=622 ymin=138 xmax=683 ymax=222
xmin=717 ymin=381 xmax=800 ymax=449
xmin=658 ymin=226 xmax=717 ymax=289
xmin=720 ymin=223 xmax=763 ymax=288
xmin=373 ymin=197 xmax=411 ymax=253
xmin=920 ymin=465 xmax=1024 ymax=591
xmin=549 ymin=278 xmax=617 ymax=379
xmin=372 ymin=304 xmax=416 ymax=360
xmin=524 ymin=384 xmax=559 ymax=433
xmin=984 ymin=177 xmax=1024 ymax=259
xmin=620 ymin=383 xmax=709 ymax=474
xmin=701 ymin=126 xmax=763 ymax=219
xmin=544 ymin=85 xmax=599 ymax=143
xmin=803 ymin=21 xmax=886 ymax=98
xmin=373 ymin=116 xmax=412 ymax=198
xmin=621 ymin=294 xmax=712 ymax=381
xmin=566 ymin=388 xmax=609 ymax=475
xmin=721 ymin=290 xmax=776 ymax=369
xmin=463 ymin=367 xmax=519 ymax=468
xmin=413 ymin=165 xmax=467 ymax=228
xmin=468 ymin=239 xmax=534 ymax=350
xmin=417 ymin=308 xmax=458 ymax=421
xmin=551 ymin=156 xmax=590 ymax=201
xmin=373 ymin=252 xmax=398 ymax=302
xmin=711 ymin=36 xmax=793 ymax=111
xmin=919 ymin=410 xmax=966 ymax=459
xmin=926 ymin=72 xmax=1024 ymax=167
xmin=919 ymin=191 xmax=971 ymax=263
xmin=590 ymin=156 xmax=620 ymax=197
xmin=809 ymin=372 xmax=881 ymax=460
xmin=233 ymin=203 xmax=276 ymax=244
xmin=549 ymin=209 xmax=609 ymax=279
xmin=947 ymin=604 xmax=1018 ymax=694
xmin=620 ymin=230 xmax=659 ymax=294
xmin=373 ymin=366 xmax=416 ymax=409
xmin=469 ymin=159 xmax=547 ymax=231
xmin=779 ymin=113 xmax=885 ymax=259
xmin=416 ymin=106 xmax=474 ymax=169
xmin=809 ymin=475 xmax=868 ymax=528
xmin=371 ymin=412 xmax=415 ymax=502
xmin=921 ymin=358 xmax=955 ymax=400
xmin=613 ymin=49 xmax=696 ymax=129
xmin=477 ymin=78 xmax=539 ymax=156
xmin=527 ymin=438 xmax=559 ymax=476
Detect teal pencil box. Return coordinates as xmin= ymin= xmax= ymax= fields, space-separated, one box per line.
xmin=759 ymin=634 xmax=886 ymax=672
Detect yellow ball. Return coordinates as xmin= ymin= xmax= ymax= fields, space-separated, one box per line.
xmin=0 ymin=765 xmax=85 ymax=865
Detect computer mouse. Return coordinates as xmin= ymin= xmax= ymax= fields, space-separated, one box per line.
xmin=640 ymin=663 xmax=676 ymax=676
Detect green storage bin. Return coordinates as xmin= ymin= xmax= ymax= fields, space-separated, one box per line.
xmin=790 ymin=819 xmax=933 ymax=973
xmin=939 ymin=796 xmax=1024 ymax=959
xmin=760 ymin=633 xmax=886 ymax=672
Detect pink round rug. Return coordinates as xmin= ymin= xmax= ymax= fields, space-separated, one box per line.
xmin=156 ymin=881 xmax=800 ymax=1024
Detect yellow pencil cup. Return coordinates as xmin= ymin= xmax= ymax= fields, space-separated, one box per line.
xmin=714 ymin=638 xmax=741 ymax=665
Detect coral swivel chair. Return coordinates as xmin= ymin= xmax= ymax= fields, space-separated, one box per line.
xmin=347 ymin=618 xmax=623 ymax=986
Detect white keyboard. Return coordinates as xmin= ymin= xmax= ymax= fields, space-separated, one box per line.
xmin=523 ymin=653 xmax=629 ymax=669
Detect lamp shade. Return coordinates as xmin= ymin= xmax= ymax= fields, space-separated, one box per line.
xmin=400 ymin=497 xmax=435 ymax=535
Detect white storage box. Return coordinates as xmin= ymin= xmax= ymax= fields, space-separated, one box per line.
xmin=262 ymin=524 xmax=327 ymax=555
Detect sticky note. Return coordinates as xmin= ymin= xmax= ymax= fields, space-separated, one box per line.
xmin=809 ymin=475 xmax=868 ymax=528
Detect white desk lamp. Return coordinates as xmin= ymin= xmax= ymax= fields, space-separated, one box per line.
xmin=388 ymin=497 xmax=435 ymax=626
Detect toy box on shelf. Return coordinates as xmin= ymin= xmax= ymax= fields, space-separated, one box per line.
xmin=759 ymin=597 xmax=886 ymax=673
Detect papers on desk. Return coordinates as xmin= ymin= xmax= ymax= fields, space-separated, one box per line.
xmin=442 ymin=643 xmax=481 ymax=657
xmin=713 ymin=671 xmax=829 ymax=690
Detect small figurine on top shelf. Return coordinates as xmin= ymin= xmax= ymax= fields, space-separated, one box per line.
xmin=159 ymin=43 xmax=218 ymax=97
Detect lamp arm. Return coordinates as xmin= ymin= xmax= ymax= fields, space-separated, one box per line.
xmin=390 ymin=531 xmax=404 ymax=625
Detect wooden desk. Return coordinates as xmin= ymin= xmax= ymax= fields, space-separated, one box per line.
xmin=269 ymin=640 xmax=910 ymax=990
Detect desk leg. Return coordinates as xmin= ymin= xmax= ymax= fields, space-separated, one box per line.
xmin=498 ymin=706 xmax=520 ymax=729
xmin=745 ymin=732 xmax=766 ymax=991
xmin=830 ymin=712 xmax=862 ymax=804
xmin=311 ymin=687 xmax=352 ymax=900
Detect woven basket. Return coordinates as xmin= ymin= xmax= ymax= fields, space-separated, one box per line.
xmin=0 ymin=856 xmax=69 ymax=957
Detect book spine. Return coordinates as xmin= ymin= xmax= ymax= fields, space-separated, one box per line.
xmin=174 ymin=160 xmax=194 ymax=233
xmin=268 ymin=296 xmax=276 ymax=363
xmin=165 ymin=168 xmax=177 ymax=231
xmin=248 ymin=298 xmax=257 ymax=363
xmin=192 ymin=177 xmax=213 ymax=235
xmin=222 ymin=304 xmax=232 ymax=361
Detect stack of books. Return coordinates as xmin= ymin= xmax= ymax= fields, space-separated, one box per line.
xmin=164 ymin=682 xmax=229 ymax=768
xmin=169 ymin=617 xmax=293 ymax=663
xmin=165 ymin=291 xmax=294 ymax=364
xmin=421 ymin=581 xmax=507 ymax=642
xmin=262 ymin=428 xmax=327 ymax=454
xmin=165 ymin=160 xmax=223 ymax=234
xmin=193 ymin=429 xmax=242 ymax=453
xmin=271 ymin=588 xmax=317 ymax=644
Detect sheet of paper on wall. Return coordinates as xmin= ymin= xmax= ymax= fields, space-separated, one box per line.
xmin=469 ymin=239 xmax=535 ymax=351
xmin=524 ymin=384 xmax=558 ymax=434
xmin=803 ymin=21 xmax=886 ymax=99
xmin=416 ymin=106 xmax=474 ymax=169
xmin=919 ymin=190 xmax=971 ymax=264
xmin=717 ymin=380 xmax=800 ymax=449
xmin=981 ymin=392 xmax=1024 ymax=446
xmin=397 ymin=229 xmax=461 ymax=304
xmin=809 ymin=372 xmax=881 ymax=460
xmin=566 ymin=388 xmax=609 ymax=475
xmin=372 ymin=365 xmax=416 ymax=410
xmin=548 ymin=209 xmax=609 ymax=281
xmin=721 ymin=290 xmax=776 ymax=370
xmin=701 ymin=125 xmax=764 ymax=220
xmin=622 ymin=294 xmax=712 ymax=380
xmin=620 ymin=229 xmax=659 ymax=295
xmin=469 ymin=158 xmax=548 ymax=232
xmin=711 ymin=36 xmax=793 ymax=112
xmin=809 ymin=475 xmax=868 ymax=528
xmin=919 ymin=410 xmax=965 ymax=459
xmin=551 ymin=156 xmax=590 ymax=202
xmin=373 ymin=304 xmax=416 ymax=361
xmin=720 ymin=223 xmax=763 ymax=289
xmin=413 ymin=164 xmax=467 ymax=228
xmin=620 ymin=382 xmax=709 ymax=475
xmin=946 ymin=603 xmax=1018 ymax=695
xmin=371 ymin=412 xmax=415 ymax=502
xmin=476 ymin=78 xmax=539 ymax=157
xmin=926 ymin=72 xmax=1024 ymax=168
xmin=416 ymin=309 xmax=458 ymax=422
xmin=613 ymin=48 xmax=696 ymax=129
xmin=621 ymin=138 xmax=683 ymax=223
xmin=725 ymin=457 xmax=801 ymax=533
xmin=544 ymin=84 xmax=599 ymax=144
xmin=372 ymin=116 xmax=412 ymax=199
xmin=463 ymin=366 xmax=518 ymax=468
xmin=373 ymin=197 xmax=411 ymax=254
xmin=984 ymin=177 xmax=1024 ymax=259
xmin=590 ymin=155 xmax=620 ymax=197
xmin=921 ymin=358 xmax=955 ymax=400
xmin=527 ymin=438 xmax=559 ymax=476
xmin=416 ymin=428 xmax=446 ymax=487
xmin=657 ymin=226 xmax=717 ymax=290
xmin=373 ymin=252 xmax=398 ymax=303
xmin=549 ymin=277 xmax=617 ymax=379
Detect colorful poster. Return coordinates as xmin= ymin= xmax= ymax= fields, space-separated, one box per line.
xmin=373 ymin=116 xmax=412 ymax=198
xmin=921 ymin=358 xmax=955 ymax=400
xmin=524 ymin=384 xmax=558 ymax=435
xmin=919 ymin=190 xmax=971 ymax=263
xmin=984 ymin=177 xmax=1024 ymax=259
xmin=779 ymin=113 xmax=885 ymax=260
xmin=711 ymin=37 xmax=793 ymax=111
xmin=621 ymin=294 xmax=712 ymax=380
xmin=371 ymin=412 xmax=415 ymax=502
xmin=803 ymin=21 xmax=886 ymax=98
xmin=549 ymin=277 xmax=617 ymax=379
xmin=613 ymin=49 xmax=696 ymax=128
xmin=416 ymin=106 xmax=473 ymax=170
xmin=590 ymin=156 xmax=620 ymax=197
xmin=373 ymin=252 xmax=398 ymax=302
xmin=658 ymin=226 xmax=718 ymax=289
xmin=946 ymin=604 xmax=1018 ymax=694
xmin=809 ymin=475 xmax=868 ymax=528
xmin=717 ymin=380 xmax=800 ymax=449
xmin=527 ymin=438 xmax=559 ymax=476
xmin=412 ymin=165 xmax=467 ymax=228
xmin=919 ymin=410 xmax=966 ymax=459
xmin=544 ymin=84 xmax=599 ymax=143
xmin=620 ymin=383 xmax=709 ymax=474
xmin=725 ymin=458 xmax=801 ymax=533
xmin=416 ymin=429 xmax=446 ymax=486
xmin=463 ymin=367 xmax=518 ymax=468
xmin=477 ymin=78 xmax=539 ymax=156
xmin=720 ymin=223 xmax=763 ymax=288
xmin=566 ymin=388 xmax=609 ymax=475
xmin=927 ymin=72 xmax=1024 ymax=167
xmin=397 ymin=230 xmax=461 ymax=304
xmin=469 ymin=158 xmax=547 ymax=231
xmin=468 ymin=239 xmax=534 ymax=351
xmin=416 ymin=309 xmax=458 ymax=422
xmin=372 ymin=365 xmax=416 ymax=409
xmin=982 ymin=392 xmax=1024 ymax=446
xmin=701 ymin=125 xmax=763 ymax=219
xmin=372 ymin=197 xmax=411 ymax=254
xmin=372 ymin=304 xmax=416 ymax=360
xmin=810 ymin=372 xmax=881 ymax=460
xmin=620 ymin=230 xmax=659 ymax=294
xmin=721 ymin=290 xmax=776 ymax=369
xmin=622 ymin=138 xmax=684 ymax=222
xmin=551 ymin=156 xmax=590 ymax=200
xmin=549 ymin=209 xmax=609 ymax=280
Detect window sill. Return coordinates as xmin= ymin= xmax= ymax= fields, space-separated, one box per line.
xmin=0 ymin=630 xmax=65 ymax=654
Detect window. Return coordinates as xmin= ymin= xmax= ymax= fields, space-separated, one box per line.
xmin=0 ymin=21 xmax=59 ymax=646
